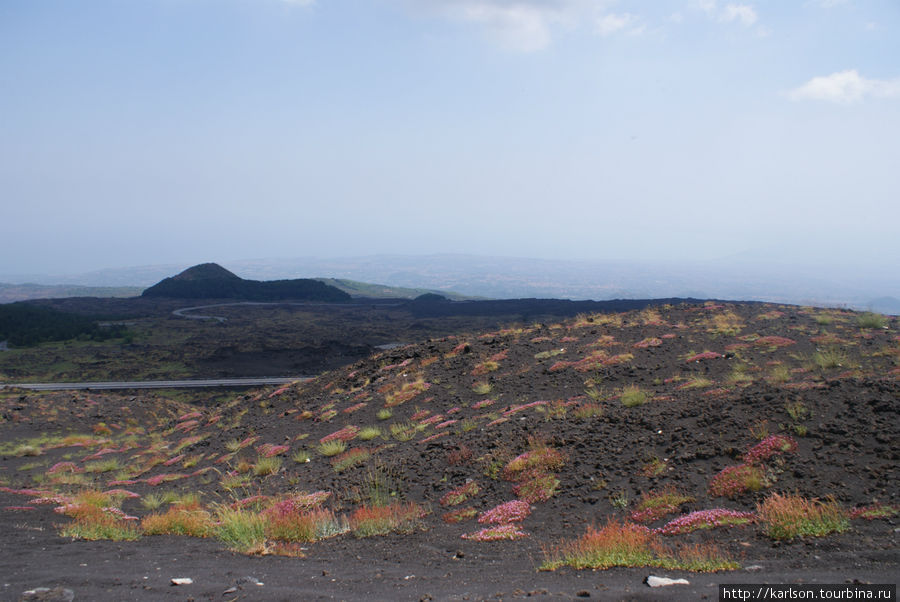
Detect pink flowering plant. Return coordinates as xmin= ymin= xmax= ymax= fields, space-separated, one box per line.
xmin=461 ymin=524 xmax=528 ymax=541
xmin=743 ymin=435 xmax=797 ymax=465
xmin=708 ymin=464 xmax=766 ymax=498
xmin=477 ymin=500 xmax=531 ymax=525
xmin=319 ymin=425 xmax=359 ymax=444
xmin=656 ymin=509 xmax=756 ymax=536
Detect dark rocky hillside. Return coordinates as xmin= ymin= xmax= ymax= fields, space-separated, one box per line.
xmin=1 ymin=301 xmax=897 ymax=600
xmin=142 ymin=263 xmax=351 ymax=302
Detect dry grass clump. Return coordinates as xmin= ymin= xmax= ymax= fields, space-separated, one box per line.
xmin=389 ymin=421 xmax=419 ymax=442
xmin=349 ymin=501 xmax=427 ymax=537
xmin=266 ymin=507 xmax=348 ymax=543
xmin=142 ymin=504 xmax=214 ymax=537
xmin=573 ymin=402 xmax=603 ymax=419
xmin=706 ymin=311 xmax=744 ymax=336
xmin=811 ymin=347 xmax=849 ymax=370
xmin=472 ymin=382 xmax=492 ymax=395
xmin=856 ymin=312 xmax=888 ymax=329
xmin=384 ymin=378 xmax=430 ymax=407
xmin=541 ymin=519 xmax=737 ymax=572
xmin=757 ymin=493 xmax=849 ymax=540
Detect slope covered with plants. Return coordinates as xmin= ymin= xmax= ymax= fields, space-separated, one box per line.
xmin=1 ymin=302 xmax=897 ymax=597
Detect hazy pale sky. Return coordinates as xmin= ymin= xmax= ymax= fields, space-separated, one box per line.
xmin=2 ymin=0 xmax=898 ymax=275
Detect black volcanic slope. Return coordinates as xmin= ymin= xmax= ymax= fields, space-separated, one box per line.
xmin=141 ymin=263 xmax=351 ymax=301
xmin=0 ymin=301 xmax=897 ymax=599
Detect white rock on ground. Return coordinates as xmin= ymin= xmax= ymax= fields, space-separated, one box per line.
xmin=645 ymin=575 xmax=690 ymax=587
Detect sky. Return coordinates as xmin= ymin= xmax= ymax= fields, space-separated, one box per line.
xmin=1 ymin=0 xmax=899 ymax=276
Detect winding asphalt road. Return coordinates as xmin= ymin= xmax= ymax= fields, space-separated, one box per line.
xmin=172 ymin=300 xmax=405 ymax=321
xmin=0 ymin=377 xmax=312 ymax=391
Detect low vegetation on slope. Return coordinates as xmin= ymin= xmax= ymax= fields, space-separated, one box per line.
xmin=0 ymin=302 xmax=897 ymax=575
xmin=0 ymin=303 xmax=127 ymax=347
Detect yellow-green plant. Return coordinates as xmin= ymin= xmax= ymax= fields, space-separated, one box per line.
xmin=620 ymin=386 xmax=648 ymax=407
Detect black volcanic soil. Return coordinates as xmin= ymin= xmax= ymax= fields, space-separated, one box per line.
xmin=1 ymin=302 xmax=898 ymax=601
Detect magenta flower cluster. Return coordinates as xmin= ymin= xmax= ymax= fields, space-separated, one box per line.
xmin=319 ymin=425 xmax=360 ymax=444
xmin=503 ymin=401 xmax=548 ymax=416
xmin=743 ymin=435 xmax=797 ymax=464
xmin=47 ymin=462 xmax=81 ymax=474
xmin=477 ymin=500 xmax=531 ymax=525
xmin=257 ymin=443 xmax=290 ymax=457
xmin=655 ymin=509 xmax=755 ymax=536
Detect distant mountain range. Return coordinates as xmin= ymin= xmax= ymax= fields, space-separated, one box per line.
xmin=2 ymin=254 xmax=898 ymax=313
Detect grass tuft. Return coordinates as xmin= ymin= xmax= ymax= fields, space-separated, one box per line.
xmin=214 ymin=505 xmax=268 ymax=554
xmin=349 ymin=501 xmax=427 ymax=537
xmin=856 ymin=312 xmax=888 ymax=329
xmin=540 ymin=519 xmax=737 ymax=572
xmin=252 ymin=455 xmax=283 ymax=476
xmin=620 ymin=386 xmax=648 ymax=407
xmin=757 ymin=493 xmax=849 ymax=540
xmin=318 ymin=440 xmax=348 ymax=457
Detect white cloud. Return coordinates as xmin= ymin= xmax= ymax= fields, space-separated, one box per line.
xmin=693 ymin=0 xmax=758 ymax=27
xmin=595 ymin=12 xmax=642 ymax=37
xmin=719 ymin=4 xmax=757 ymax=26
xmin=789 ymin=70 xmax=900 ymax=104
xmin=417 ymin=0 xmax=618 ymax=52
xmin=458 ymin=3 xmax=555 ymax=52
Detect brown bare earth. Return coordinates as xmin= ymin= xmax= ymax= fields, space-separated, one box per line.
xmin=1 ymin=302 xmax=897 ymax=601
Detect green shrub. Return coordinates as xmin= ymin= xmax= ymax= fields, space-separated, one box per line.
xmin=620 ymin=386 xmax=648 ymax=407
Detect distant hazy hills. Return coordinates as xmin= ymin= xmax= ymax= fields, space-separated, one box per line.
xmin=141 ymin=263 xmax=351 ymax=302
xmin=3 ymin=254 xmax=898 ymax=313
xmin=0 ymin=283 xmax=143 ymax=304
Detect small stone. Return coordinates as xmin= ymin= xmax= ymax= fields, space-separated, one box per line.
xmin=645 ymin=576 xmax=690 ymax=588
xmin=20 ymin=587 xmax=75 ymax=602
xmin=745 ymin=565 xmax=764 ymax=572
xmin=171 ymin=578 xmax=193 ymax=586
xmin=575 ymin=590 xmax=591 ymax=597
